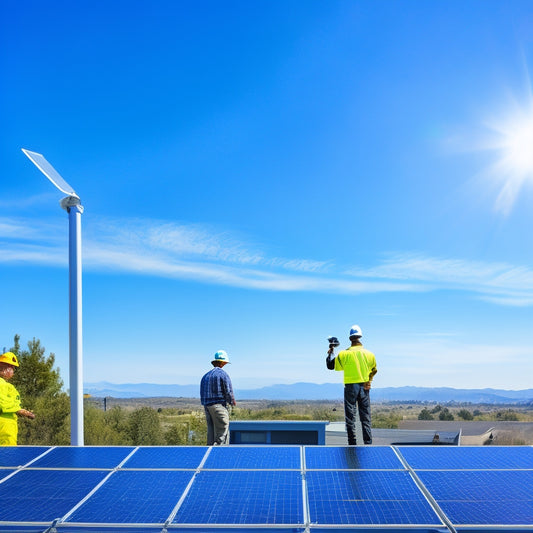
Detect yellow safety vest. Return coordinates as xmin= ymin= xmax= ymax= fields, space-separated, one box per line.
xmin=334 ymin=346 xmax=377 ymax=384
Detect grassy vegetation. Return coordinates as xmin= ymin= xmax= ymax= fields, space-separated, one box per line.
xmin=87 ymin=397 xmax=533 ymax=424
xmin=80 ymin=397 xmax=533 ymax=446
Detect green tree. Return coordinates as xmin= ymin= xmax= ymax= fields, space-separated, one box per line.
xmin=438 ymin=407 xmax=454 ymax=421
xmin=103 ymin=406 xmax=131 ymax=441
xmin=9 ymin=335 xmax=70 ymax=445
xmin=165 ymin=422 xmax=188 ymax=445
xmin=431 ymin=405 xmax=442 ymax=414
xmin=457 ymin=409 xmax=473 ymax=420
xmin=310 ymin=407 xmax=343 ymax=422
xmin=127 ymin=407 xmax=165 ymax=445
xmin=84 ymin=405 xmax=131 ymax=445
xmin=496 ymin=409 xmax=519 ymax=421
xmin=418 ymin=408 xmax=434 ymax=420
xmin=10 ymin=335 xmax=63 ymax=401
xmin=188 ymin=411 xmax=208 ymax=445
xmin=18 ymin=393 xmax=70 ymax=445
xmin=373 ymin=411 xmax=402 ymax=429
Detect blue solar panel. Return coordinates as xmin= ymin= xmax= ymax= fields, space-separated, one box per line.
xmin=30 ymin=446 xmax=135 ymax=469
xmin=122 ymin=446 xmax=207 ymax=469
xmin=48 ymin=527 xmax=168 ymax=533
xmin=398 ymin=445 xmax=533 ymax=470
xmin=0 ymin=469 xmax=16 ymax=483
xmin=204 ymin=445 xmax=301 ymax=469
xmin=174 ymin=470 xmax=304 ymax=524
xmin=305 ymin=446 xmax=404 ymax=470
xmin=440 ymin=500 xmax=533 ymax=528
xmin=0 ymin=469 xmax=108 ymax=522
xmin=57 ymin=528 xmax=283 ymax=533
xmin=0 ymin=445 xmax=529 ymax=532
xmin=0 ymin=446 xmax=50 ymax=467
xmin=64 ymin=529 xmax=307 ymax=533
xmin=306 ymin=470 xmax=443 ymax=526
xmin=417 ymin=470 xmax=533 ymax=526
xmin=67 ymin=470 xmax=194 ymax=524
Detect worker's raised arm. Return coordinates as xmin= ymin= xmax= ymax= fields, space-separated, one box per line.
xmin=326 ymin=336 xmax=340 ymax=370
xmin=326 ymin=347 xmax=336 ymax=370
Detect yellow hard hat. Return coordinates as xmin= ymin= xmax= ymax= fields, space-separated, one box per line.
xmin=0 ymin=352 xmax=19 ymax=367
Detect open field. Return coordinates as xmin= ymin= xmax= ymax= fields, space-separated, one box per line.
xmin=88 ymin=397 xmax=533 ymax=420
xmin=85 ymin=396 xmax=533 ymax=445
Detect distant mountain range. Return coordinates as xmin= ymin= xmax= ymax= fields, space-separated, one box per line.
xmin=84 ymin=381 xmax=533 ymax=404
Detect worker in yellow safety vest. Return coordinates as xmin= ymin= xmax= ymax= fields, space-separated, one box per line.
xmin=326 ymin=325 xmax=377 ymax=445
xmin=0 ymin=352 xmax=35 ymax=446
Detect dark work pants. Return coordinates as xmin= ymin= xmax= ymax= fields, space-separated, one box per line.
xmin=344 ymin=383 xmax=372 ymax=445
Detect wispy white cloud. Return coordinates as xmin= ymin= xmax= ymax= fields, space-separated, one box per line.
xmin=88 ymin=218 xmax=334 ymax=275
xmin=0 ymin=217 xmax=65 ymax=243
xmin=99 ymin=220 xmax=266 ymax=265
xmin=2 ymin=216 xmax=533 ymax=305
xmin=82 ymin=241 xmax=416 ymax=294
xmin=266 ymin=257 xmax=332 ymax=273
xmin=347 ymin=252 xmax=533 ymax=306
xmin=347 ymin=253 xmax=508 ymax=285
xmin=0 ymin=220 xmax=32 ymax=239
xmin=0 ymin=192 xmax=59 ymax=210
xmin=1 ymin=243 xmax=65 ymax=266
xmin=479 ymin=294 xmax=533 ymax=307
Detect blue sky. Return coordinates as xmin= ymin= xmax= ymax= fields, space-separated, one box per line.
xmin=1 ymin=1 xmax=533 ymax=391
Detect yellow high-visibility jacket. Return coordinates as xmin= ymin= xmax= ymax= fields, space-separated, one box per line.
xmin=334 ymin=345 xmax=377 ymax=384
xmin=0 ymin=377 xmax=22 ymax=446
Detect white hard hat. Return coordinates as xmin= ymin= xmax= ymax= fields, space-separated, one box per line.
xmin=349 ymin=325 xmax=362 ymax=338
xmin=212 ymin=350 xmax=230 ymax=363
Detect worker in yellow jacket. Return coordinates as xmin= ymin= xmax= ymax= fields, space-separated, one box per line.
xmin=0 ymin=352 xmax=35 ymax=445
xmin=326 ymin=325 xmax=377 ymax=445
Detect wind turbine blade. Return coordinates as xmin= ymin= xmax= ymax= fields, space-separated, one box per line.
xmin=22 ymin=148 xmax=79 ymax=198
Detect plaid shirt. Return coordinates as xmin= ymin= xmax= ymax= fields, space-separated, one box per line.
xmin=200 ymin=367 xmax=235 ymax=406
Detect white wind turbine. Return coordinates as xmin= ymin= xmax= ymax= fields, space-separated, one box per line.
xmin=22 ymin=148 xmax=84 ymax=445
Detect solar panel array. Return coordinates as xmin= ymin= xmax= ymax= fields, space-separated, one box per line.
xmin=0 ymin=445 xmax=531 ymax=533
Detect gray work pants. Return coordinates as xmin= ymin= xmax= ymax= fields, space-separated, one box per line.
xmin=205 ymin=403 xmax=230 ymax=445
xmin=344 ymin=383 xmax=372 ymax=445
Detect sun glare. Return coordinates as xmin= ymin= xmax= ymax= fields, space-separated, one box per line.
xmin=500 ymin=114 xmax=533 ymax=174
xmin=480 ymin=102 xmax=533 ymax=215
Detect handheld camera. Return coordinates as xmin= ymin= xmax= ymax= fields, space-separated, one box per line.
xmin=327 ymin=336 xmax=340 ymax=349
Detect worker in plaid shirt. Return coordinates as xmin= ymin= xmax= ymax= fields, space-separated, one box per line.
xmin=200 ymin=350 xmax=236 ymax=445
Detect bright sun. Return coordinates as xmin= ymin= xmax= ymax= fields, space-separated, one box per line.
xmin=500 ymin=114 xmax=533 ymax=174
xmin=481 ymin=103 xmax=533 ymax=215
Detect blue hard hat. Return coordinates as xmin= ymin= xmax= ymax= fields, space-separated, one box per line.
xmin=212 ymin=350 xmax=230 ymax=363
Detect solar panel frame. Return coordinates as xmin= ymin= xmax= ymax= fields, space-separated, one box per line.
xmin=305 ymin=445 xmax=405 ymax=470
xmin=0 ymin=468 xmax=110 ymax=522
xmin=397 ymin=445 xmax=533 ymax=470
xmin=306 ymin=470 xmax=444 ymax=527
xmin=0 ymin=468 xmax=17 ymax=483
xmin=59 ymin=522 xmax=163 ymax=532
xmin=121 ymin=445 xmax=209 ymax=469
xmin=203 ymin=445 xmax=301 ymax=470
xmin=59 ymin=529 xmax=307 ymax=533
xmin=416 ymin=470 xmax=533 ymax=527
xmin=64 ymin=470 xmax=196 ymax=524
xmin=172 ymin=470 xmax=305 ymax=525
xmin=0 ymin=446 xmax=51 ymax=468
xmin=29 ymin=445 xmax=136 ymax=469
